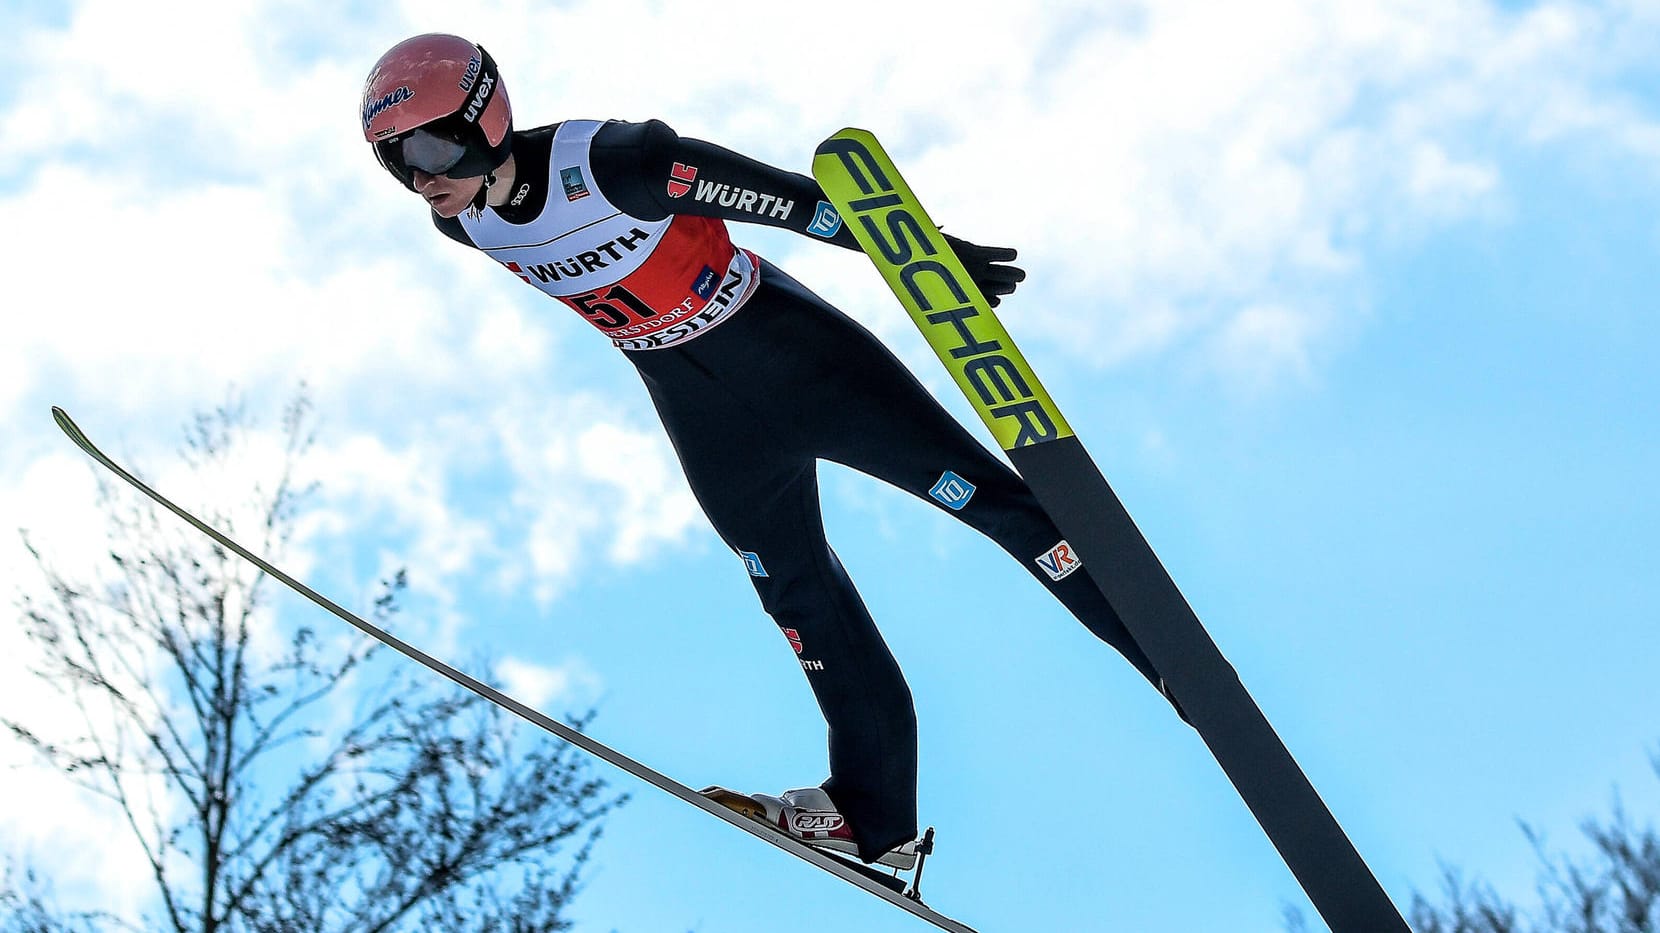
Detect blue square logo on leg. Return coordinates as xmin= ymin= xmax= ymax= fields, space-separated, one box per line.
xmin=808 ymin=201 xmax=843 ymax=238
xmin=929 ymin=471 xmax=976 ymax=511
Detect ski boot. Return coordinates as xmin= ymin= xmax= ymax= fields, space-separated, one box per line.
xmin=700 ymin=785 xmax=923 ymax=870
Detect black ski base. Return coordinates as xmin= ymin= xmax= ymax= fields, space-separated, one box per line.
xmin=823 ymin=852 xmax=908 ymax=895
xmin=820 ymin=826 xmax=938 ymax=902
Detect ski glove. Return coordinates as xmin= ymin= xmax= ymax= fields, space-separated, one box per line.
xmin=942 ymin=233 xmax=1027 ymax=308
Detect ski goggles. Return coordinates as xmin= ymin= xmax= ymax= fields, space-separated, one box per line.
xmin=375 ymin=126 xmax=469 ymax=180
xmin=374 ymin=117 xmax=508 ymax=190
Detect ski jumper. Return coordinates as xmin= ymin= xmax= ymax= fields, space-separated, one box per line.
xmin=433 ymin=119 xmax=1160 ymax=861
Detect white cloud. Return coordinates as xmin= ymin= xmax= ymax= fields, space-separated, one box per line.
xmin=496 ymin=655 xmax=602 ymax=711
xmin=1406 ymin=141 xmax=1500 ymax=215
xmin=1206 ymin=302 xmax=1321 ymax=392
xmin=868 ymin=0 xmax=1660 ymax=382
xmin=493 ymin=397 xmax=704 ymax=605
xmin=303 ymin=432 xmax=492 ymax=577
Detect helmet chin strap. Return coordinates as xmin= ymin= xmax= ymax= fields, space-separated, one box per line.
xmin=466 ymin=171 xmax=497 ymax=219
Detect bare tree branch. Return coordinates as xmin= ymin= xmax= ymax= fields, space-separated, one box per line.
xmin=5 ymin=393 xmax=624 ymax=932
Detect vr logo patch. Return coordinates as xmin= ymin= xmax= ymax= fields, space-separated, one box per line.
xmin=1035 ymin=540 xmax=1082 ymax=581
xmin=739 ymin=550 xmax=768 ymax=577
xmin=929 ymin=471 xmax=976 ymax=511
xmin=807 ymin=201 xmax=843 ymax=238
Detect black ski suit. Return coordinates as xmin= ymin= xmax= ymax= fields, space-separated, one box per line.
xmin=433 ymin=119 xmax=1160 ymax=861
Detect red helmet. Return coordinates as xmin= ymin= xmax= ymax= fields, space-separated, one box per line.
xmin=361 ymin=34 xmax=513 ymax=189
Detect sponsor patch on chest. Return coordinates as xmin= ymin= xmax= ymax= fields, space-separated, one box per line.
xmin=560 ymin=166 xmax=591 ymax=201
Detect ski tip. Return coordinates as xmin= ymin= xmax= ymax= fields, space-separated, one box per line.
xmin=814 ymin=127 xmax=876 ymax=156
xmin=50 ymin=406 xmax=96 ymax=457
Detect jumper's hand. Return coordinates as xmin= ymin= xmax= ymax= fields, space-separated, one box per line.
xmin=942 ymin=232 xmax=1026 ymax=308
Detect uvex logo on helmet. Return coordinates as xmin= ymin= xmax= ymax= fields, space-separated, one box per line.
xmin=463 ymin=73 xmax=495 ymax=124
xmin=458 ymin=56 xmax=482 ymax=93
xmin=361 ymin=86 xmax=412 ymax=132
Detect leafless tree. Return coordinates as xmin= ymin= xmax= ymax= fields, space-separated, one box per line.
xmin=1282 ymin=752 xmax=1660 ymax=933
xmin=3 ymin=395 xmax=626 ymax=932
xmin=1408 ymin=769 xmax=1660 ymax=933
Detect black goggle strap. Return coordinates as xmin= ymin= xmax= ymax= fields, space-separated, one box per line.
xmin=464 ymin=45 xmax=502 ymax=129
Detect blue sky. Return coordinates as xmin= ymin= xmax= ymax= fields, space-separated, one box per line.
xmin=3 ymin=2 xmax=1658 ymax=931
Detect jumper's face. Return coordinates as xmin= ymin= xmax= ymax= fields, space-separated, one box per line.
xmin=411 ymin=168 xmax=484 ymax=218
